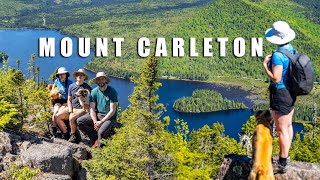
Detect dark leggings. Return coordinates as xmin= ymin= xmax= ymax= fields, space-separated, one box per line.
xmin=97 ymin=117 xmax=116 ymax=147
xmin=77 ymin=113 xmax=116 ymax=146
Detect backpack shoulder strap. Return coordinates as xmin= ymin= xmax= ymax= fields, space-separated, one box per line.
xmin=276 ymin=49 xmax=298 ymax=62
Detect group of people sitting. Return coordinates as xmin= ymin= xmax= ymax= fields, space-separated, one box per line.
xmin=50 ymin=67 xmax=118 ymax=148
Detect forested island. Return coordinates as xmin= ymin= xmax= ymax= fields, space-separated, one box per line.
xmin=173 ymin=89 xmax=247 ymax=113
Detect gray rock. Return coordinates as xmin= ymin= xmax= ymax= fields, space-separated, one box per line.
xmin=52 ymin=138 xmax=89 ymax=158
xmin=216 ymin=154 xmax=251 ymax=180
xmin=21 ymin=141 xmax=31 ymax=151
xmin=37 ymin=173 xmax=72 ymax=180
xmin=3 ymin=153 xmax=18 ymax=163
xmin=216 ymin=154 xmax=320 ymax=180
xmin=0 ymin=132 xmax=12 ymax=155
xmin=77 ymin=168 xmax=87 ymax=180
xmin=21 ymin=142 xmax=74 ymax=177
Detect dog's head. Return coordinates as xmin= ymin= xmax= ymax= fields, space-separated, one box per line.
xmin=47 ymin=84 xmax=61 ymax=100
xmin=75 ymin=89 xmax=89 ymax=98
xmin=254 ymin=110 xmax=272 ymax=125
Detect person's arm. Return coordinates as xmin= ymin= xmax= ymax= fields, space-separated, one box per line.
xmin=99 ymin=102 xmax=117 ymax=124
xmin=68 ymin=96 xmax=73 ymax=113
xmin=90 ymin=102 xmax=98 ymax=124
xmin=67 ymin=85 xmax=73 ymax=113
xmin=263 ymin=54 xmax=283 ymax=83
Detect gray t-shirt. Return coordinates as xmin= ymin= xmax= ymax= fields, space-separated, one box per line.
xmin=68 ymin=82 xmax=92 ymax=108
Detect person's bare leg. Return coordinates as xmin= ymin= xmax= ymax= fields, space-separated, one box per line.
xmin=288 ymin=109 xmax=294 ymax=144
xmin=54 ymin=111 xmax=68 ymax=134
xmin=273 ymin=109 xmax=294 ymax=158
xmin=52 ymin=103 xmax=61 ymax=127
xmin=69 ymin=113 xmax=77 ymax=134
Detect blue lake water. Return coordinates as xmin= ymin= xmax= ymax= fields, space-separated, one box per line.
xmin=0 ymin=29 xmax=304 ymax=140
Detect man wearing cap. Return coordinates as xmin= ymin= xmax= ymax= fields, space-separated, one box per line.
xmin=52 ymin=67 xmax=73 ymax=136
xmin=263 ymin=21 xmax=297 ymax=173
xmin=56 ymin=69 xmax=92 ymax=143
xmin=77 ymin=72 xmax=118 ymax=147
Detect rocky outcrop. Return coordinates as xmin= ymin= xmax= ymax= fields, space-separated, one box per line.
xmin=216 ymin=154 xmax=320 ymax=180
xmin=21 ymin=142 xmax=74 ymax=177
xmin=0 ymin=129 xmax=90 ymax=179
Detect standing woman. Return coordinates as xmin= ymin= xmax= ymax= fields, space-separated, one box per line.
xmin=51 ymin=67 xmax=73 ymax=136
xmin=263 ymin=21 xmax=296 ymax=174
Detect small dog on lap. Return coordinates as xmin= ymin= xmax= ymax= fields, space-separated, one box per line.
xmin=75 ymin=89 xmax=90 ymax=112
xmin=249 ymin=110 xmax=275 ymax=180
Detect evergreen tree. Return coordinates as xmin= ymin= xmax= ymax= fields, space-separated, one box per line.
xmin=0 ymin=97 xmax=18 ymax=130
xmin=83 ymin=56 xmax=176 ymax=179
xmin=28 ymin=53 xmax=36 ymax=81
xmin=16 ymin=59 xmax=20 ymax=70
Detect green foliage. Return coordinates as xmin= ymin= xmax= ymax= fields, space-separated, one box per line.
xmin=6 ymin=164 xmax=40 ymax=180
xmin=83 ymin=56 xmax=176 ymax=179
xmin=0 ymin=97 xmax=18 ymax=130
xmin=27 ymin=53 xmax=36 ymax=81
xmin=83 ymin=55 xmax=246 ymax=179
xmin=290 ymin=117 xmax=320 ymax=163
xmin=0 ymin=51 xmax=8 ymax=62
xmin=189 ymin=123 xmax=246 ymax=177
xmin=0 ymin=58 xmax=52 ymax=133
xmin=241 ymin=115 xmax=257 ymax=136
xmin=49 ymin=68 xmax=58 ymax=82
xmin=174 ymin=89 xmax=247 ymax=113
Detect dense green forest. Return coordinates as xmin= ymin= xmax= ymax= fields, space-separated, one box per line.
xmin=1 ymin=0 xmax=319 ymax=112
xmin=0 ymin=0 xmax=318 ymax=82
xmin=173 ymin=89 xmax=247 ymax=113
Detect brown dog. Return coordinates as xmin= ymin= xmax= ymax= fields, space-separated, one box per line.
xmin=75 ymin=89 xmax=90 ymax=112
xmin=249 ymin=110 xmax=274 ymax=180
xmin=47 ymin=84 xmax=61 ymax=105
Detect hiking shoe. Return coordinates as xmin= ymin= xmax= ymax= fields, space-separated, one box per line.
xmin=68 ymin=134 xmax=77 ymax=143
xmin=273 ymin=156 xmax=290 ymax=174
xmin=91 ymin=139 xmax=99 ymax=148
xmin=51 ymin=126 xmax=58 ymax=137
xmin=75 ymin=130 xmax=82 ymax=143
xmin=62 ymin=132 xmax=70 ymax=140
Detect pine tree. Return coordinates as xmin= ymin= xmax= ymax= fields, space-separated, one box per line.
xmin=35 ymin=66 xmax=40 ymax=89
xmin=16 ymin=59 xmax=20 ymax=70
xmin=83 ymin=56 xmax=176 ymax=179
xmin=28 ymin=53 xmax=36 ymax=81
xmin=0 ymin=97 xmax=18 ymax=130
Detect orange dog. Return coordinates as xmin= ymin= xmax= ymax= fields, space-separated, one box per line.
xmin=47 ymin=84 xmax=61 ymax=105
xmin=249 ymin=110 xmax=274 ymax=180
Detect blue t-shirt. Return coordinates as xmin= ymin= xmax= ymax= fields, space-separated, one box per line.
xmin=54 ymin=78 xmax=73 ymax=99
xmin=270 ymin=44 xmax=295 ymax=89
xmin=68 ymin=82 xmax=92 ymax=108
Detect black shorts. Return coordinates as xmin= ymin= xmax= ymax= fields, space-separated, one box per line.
xmin=54 ymin=98 xmax=68 ymax=105
xmin=270 ymin=85 xmax=296 ymax=115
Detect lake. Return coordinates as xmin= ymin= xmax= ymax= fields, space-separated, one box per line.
xmin=0 ymin=29 xmax=304 ymax=140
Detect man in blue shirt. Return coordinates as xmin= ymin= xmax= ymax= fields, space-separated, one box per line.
xmin=263 ymin=21 xmax=297 ymax=174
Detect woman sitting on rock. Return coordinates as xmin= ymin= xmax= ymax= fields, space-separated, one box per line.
xmin=51 ymin=67 xmax=73 ymax=136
